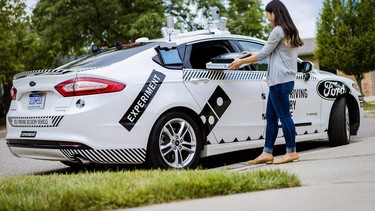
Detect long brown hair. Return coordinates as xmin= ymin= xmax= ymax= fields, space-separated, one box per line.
xmin=265 ymin=0 xmax=304 ymax=48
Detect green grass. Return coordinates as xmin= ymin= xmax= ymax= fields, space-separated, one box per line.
xmin=0 ymin=169 xmax=300 ymax=210
xmin=364 ymin=101 xmax=375 ymax=111
xmin=0 ymin=117 xmax=5 ymax=130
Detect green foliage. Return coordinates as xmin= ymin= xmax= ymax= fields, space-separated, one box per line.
xmin=315 ymin=0 xmax=375 ymax=95
xmin=0 ymin=0 xmax=32 ymax=116
xmin=0 ymin=0 xmax=30 ymax=82
xmin=164 ymin=0 xmax=202 ymax=31
xmin=225 ymin=0 xmax=270 ymax=39
xmin=32 ymin=0 xmax=165 ymax=58
xmin=0 ymin=169 xmax=300 ymax=210
xmin=166 ymin=0 xmax=270 ymax=39
xmin=364 ymin=101 xmax=375 ymax=111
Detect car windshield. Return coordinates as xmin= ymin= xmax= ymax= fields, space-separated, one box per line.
xmin=56 ymin=42 xmax=159 ymax=71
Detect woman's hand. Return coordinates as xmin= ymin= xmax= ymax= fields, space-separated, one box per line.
xmin=228 ymin=58 xmax=243 ymax=70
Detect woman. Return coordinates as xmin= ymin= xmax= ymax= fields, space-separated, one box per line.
xmin=228 ymin=0 xmax=304 ymax=164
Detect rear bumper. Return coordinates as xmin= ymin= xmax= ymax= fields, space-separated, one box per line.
xmin=7 ymin=139 xmax=146 ymax=164
xmin=8 ymin=145 xmax=71 ymax=161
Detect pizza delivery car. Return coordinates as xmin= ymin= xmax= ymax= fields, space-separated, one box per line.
xmin=6 ymin=13 xmax=363 ymax=169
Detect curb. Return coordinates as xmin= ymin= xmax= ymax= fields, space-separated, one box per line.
xmin=364 ymin=111 xmax=375 ymax=118
xmin=0 ymin=129 xmax=6 ymax=138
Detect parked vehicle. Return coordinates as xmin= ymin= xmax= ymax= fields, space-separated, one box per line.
xmin=5 ymin=15 xmax=363 ymax=169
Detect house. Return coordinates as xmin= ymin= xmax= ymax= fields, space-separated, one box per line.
xmin=298 ymin=38 xmax=375 ymax=96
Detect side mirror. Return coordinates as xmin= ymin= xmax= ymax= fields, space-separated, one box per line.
xmin=91 ymin=45 xmax=100 ymax=54
xmin=301 ymin=61 xmax=313 ymax=73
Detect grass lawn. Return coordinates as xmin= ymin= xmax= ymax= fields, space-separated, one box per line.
xmin=364 ymin=101 xmax=375 ymax=111
xmin=0 ymin=169 xmax=300 ymax=210
xmin=0 ymin=117 xmax=5 ymax=130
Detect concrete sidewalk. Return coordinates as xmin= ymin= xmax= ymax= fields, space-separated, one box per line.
xmin=124 ymin=182 xmax=375 ymax=211
xmin=123 ymin=137 xmax=375 ymax=211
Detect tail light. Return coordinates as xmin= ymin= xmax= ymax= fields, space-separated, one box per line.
xmin=59 ymin=141 xmax=83 ymax=147
xmin=55 ymin=77 xmax=126 ymax=97
xmin=10 ymin=86 xmax=17 ymax=100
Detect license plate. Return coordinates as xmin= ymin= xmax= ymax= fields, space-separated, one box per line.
xmin=28 ymin=93 xmax=45 ymax=109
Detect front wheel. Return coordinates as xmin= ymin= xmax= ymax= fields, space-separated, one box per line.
xmin=146 ymin=111 xmax=202 ymax=169
xmin=328 ymin=97 xmax=350 ymax=146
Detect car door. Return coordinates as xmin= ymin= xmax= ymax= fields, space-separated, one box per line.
xmin=236 ymin=40 xmax=323 ymax=139
xmin=290 ymin=64 xmax=323 ymax=136
xmin=182 ymin=39 xmax=265 ymax=145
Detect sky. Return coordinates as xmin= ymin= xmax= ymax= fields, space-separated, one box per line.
xmin=25 ymin=0 xmax=323 ymax=38
xmin=261 ymin=0 xmax=324 ymax=38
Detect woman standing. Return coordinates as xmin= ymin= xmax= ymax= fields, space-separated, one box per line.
xmin=228 ymin=0 xmax=304 ymax=164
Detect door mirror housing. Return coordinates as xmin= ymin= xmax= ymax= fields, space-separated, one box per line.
xmin=301 ymin=61 xmax=313 ymax=73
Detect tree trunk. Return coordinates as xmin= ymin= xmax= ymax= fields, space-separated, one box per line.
xmin=354 ymin=73 xmax=364 ymax=98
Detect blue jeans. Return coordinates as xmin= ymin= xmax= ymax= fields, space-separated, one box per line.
xmin=264 ymin=81 xmax=296 ymax=153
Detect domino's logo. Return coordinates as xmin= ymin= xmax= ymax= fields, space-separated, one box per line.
xmin=199 ymin=86 xmax=231 ymax=135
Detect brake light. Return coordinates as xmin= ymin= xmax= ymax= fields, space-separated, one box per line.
xmin=55 ymin=77 xmax=126 ymax=97
xmin=10 ymin=86 xmax=17 ymax=100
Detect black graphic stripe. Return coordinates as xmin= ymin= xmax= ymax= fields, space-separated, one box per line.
xmin=183 ymin=70 xmax=317 ymax=81
xmin=8 ymin=116 xmax=64 ymax=128
xmin=60 ymin=148 xmax=146 ymax=164
xmin=13 ymin=67 xmax=101 ymax=80
xmin=119 ymin=69 xmax=166 ymax=131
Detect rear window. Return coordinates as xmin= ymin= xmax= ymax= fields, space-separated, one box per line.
xmin=56 ymin=42 xmax=159 ymax=71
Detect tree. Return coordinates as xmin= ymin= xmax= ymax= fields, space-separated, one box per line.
xmin=170 ymin=0 xmax=270 ymax=39
xmin=32 ymin=0 xmax=166 ymax=65
xmin=315 ymin=0 xmax=375 ymax=95
xmin=163 ymin=0 xmax=202 ymax=31
xmin=224 ymin=0 xmax=270 ymax=39
xmin=0 ymin=0 xmax=32 ymax=117
xmin=32 ymin=0 xmax=269 ymax=68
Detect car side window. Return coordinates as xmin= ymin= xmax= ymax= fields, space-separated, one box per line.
xmin=237 ymin=41 xmax=268 ymax=71
xmin=188 ymin=40 xmax=233 ymax=69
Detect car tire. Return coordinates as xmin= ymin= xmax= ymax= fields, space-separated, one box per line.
xmin=328 ymin=97 xmax=350 ymax=146
xmin=146 ymin=111 xmax=202 ymax=169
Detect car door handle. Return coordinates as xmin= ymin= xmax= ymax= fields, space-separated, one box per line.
xmin=190 ymin=78 xmax=210 ymax=83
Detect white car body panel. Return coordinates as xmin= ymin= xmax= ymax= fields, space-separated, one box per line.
xmin=5 ymin=30 xmax=363 ymax=167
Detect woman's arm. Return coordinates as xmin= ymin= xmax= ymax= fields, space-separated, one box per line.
xmin=228 ymin=26 xmax=284 ymax=70
xmin=228 ymin=54 xmax=259 ymax=70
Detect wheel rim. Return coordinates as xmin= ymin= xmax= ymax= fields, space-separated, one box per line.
xmin=159 ymin=118 xmax=197 ymax=168
xmin=345 ymin=105 xmax=350 ymax=141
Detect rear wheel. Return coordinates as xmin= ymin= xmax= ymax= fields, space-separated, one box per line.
xmin=328 ymin=97 xmax=350 ymax=146
xmin=146 ymin=111 xmax=202 ymax=169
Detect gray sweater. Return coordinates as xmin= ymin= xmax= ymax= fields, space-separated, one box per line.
xmin=255 ymin=26 xmax=298 ymax=87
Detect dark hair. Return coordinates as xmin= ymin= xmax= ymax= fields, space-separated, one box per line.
xmin=265 ymin=0 xmax=304 ymax=47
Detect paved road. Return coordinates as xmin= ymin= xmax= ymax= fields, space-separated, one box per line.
xmin=1 ymin=117 xmax=375 ymax=178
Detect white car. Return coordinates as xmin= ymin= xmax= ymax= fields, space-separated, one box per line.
xmin=6 ymin=19 xmax=363 ymax=169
